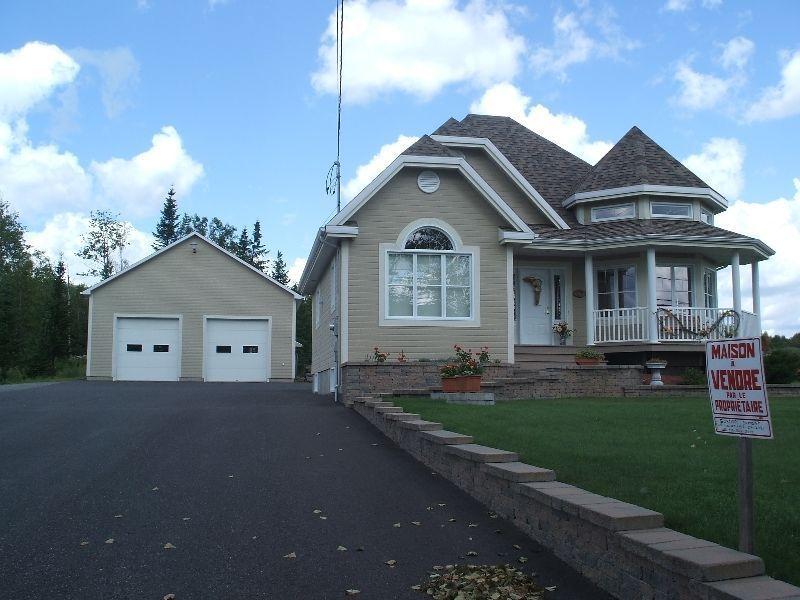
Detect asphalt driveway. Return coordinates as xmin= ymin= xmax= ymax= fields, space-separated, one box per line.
xmin=0 ymin=381 xmax=609 ymax=600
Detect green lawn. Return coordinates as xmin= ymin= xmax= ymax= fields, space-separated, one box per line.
xmin=394 ymin=395 xmax=800 ymax=586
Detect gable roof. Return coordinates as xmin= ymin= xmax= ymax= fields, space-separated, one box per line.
xmin=82 ymin=232 xmax=302 ymax=299
xmin=433 ymin=114 xmax=592 ymax=225
xmin=571 ymin=126 xmax=709 ymax=195
xmin=401 ymin=135 xmax=459 ymax=158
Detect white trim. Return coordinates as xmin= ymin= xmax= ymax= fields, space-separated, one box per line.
xmin=85 ymin=294 xmax=94 ymax=377
xmin=395 ymin=218 xmax=464 ymax=249
xmin=431 ymin=135 xmax=571 ymax=229
xmin=585 ymin=254 xmax=595 ymax=345
xmin=82 ymin=232 xmax=302 ymax=299
xmin=327 ymin=154 xmax=533 ymax=234
xmin=590 ymin=202 xmax=636 ymax=223
xmin=202 ymin=315 xmax=272 ymax=382
xmin=112 ymin=314 xmax=183 ymax=381
xmin=312 ymin=372 xmax=319 ymax=393
xmin=291 ymin=300 xmax=297 ymax=379
xmin=564 ymin=184 xmax=728 ymax=210
xmin=324 ymin=225 xmax=359 ymax=236
xmin=340 ymin=239 xmax=350 ymax=364
xmin=506 ymin=246 xmax=514 ymax=363
xmin=499 ymin=230 xmax=536 ymax=244
xmin=513 ymin=261 xmax=573 ymax=346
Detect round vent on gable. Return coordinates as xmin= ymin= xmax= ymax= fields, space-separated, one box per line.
xmin=417 ymin=170 xmax=440 ymax=194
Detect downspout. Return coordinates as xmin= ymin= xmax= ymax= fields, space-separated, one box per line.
xmin=332 ymin=246 xmax=341 ymax=403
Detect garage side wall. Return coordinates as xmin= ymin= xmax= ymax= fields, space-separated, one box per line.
xmin=310 ymin=253 xmax=337 ymax=388
xmin=88 ymin=238 xmax=295 ymax=381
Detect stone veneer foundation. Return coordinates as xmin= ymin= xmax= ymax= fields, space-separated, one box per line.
xmin=349 ymin=397 xmax=800 ymax=600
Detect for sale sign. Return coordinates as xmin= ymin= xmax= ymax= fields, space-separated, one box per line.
xmin=706 ymin=338 xmax=773 ymax=439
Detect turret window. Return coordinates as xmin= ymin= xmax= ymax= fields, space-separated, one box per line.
xmin=591 ymin=203 xmax=635 ymax=222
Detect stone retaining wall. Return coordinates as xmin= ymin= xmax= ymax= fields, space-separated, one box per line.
xmin=340 ymin=362 xmax=643 ymax=401
xmin=350 ymin=397 xmax=800 ymax=600
xmin=624 ymin=384 xmax=800 ymax=398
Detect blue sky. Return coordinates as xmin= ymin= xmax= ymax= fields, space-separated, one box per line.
xmin=2 ymin=0 xmax=799 ymax=332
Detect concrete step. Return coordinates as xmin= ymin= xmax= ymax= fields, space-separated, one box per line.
xmin=365 ymin=400 xmax=393 ymax=408
xmin=383 ymin=412 xmax=421 ymax=421
xmin=374 ymin=405 xmax=403 ymax=414
xmin=398 ymin=419 xmax=443 ymax=431
xmin=443 ymin=443 xmax=519 ymax=463
xmin=420 ymin=430 xmax=474 ymax=445
xmin=481 ymin=461 xmax=556 ymax=483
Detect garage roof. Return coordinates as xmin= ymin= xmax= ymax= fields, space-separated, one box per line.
xmin=81 ymin=232 xmax=303 ymax=299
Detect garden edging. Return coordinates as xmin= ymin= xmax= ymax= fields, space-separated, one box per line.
xmin=350 ymin=396 xmax=800 ymax=600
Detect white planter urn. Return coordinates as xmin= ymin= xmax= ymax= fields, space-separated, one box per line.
xmin=645 ymin=361 xmax=668 ymax=387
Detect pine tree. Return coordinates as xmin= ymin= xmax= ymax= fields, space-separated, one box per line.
xmin=152 ymin=187 xmax=180 ymax=250
xmin=177 ymin=213 xmax=209 ymax=237
xmin=209 ymin=217 xmax=237 ymax=251
xmin=250 ymin=220 xmax=268 ymax=271
xmin=271 ymin=250 xmax=290 ymax=285
xmin=236 ymin=227 xmax=251 ymax=261
xmin=50 ymin=259 xmax=71 ymax=362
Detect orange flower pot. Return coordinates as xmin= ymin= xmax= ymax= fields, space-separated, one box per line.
xmin=441 ymin=375 xmax=482 ymax=393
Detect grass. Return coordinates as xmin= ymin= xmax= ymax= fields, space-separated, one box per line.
xmin=1 ymin=356 xmax=86 ymax=385
xmin=394 ymin=395 xmax=800 ymax=586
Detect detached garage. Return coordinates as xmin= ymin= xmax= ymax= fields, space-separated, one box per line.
xmin=83 ymin=232 xmax=301 ymax=382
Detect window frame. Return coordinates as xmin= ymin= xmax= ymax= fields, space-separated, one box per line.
xmin=656 ymin=264 xmax=696 ymax=307
xmin=703 ymin=268 xmax=717 ymax=308
xmin=379 ymin=220 xmax=480 ymax=327
xmin=650 ymin=202 xmax=693 ymax=220
xmin=700 ymin=209 xmax=714 ymax=225
xmin=594 ymin=264 xmax=638 ymax=310
xmin=590 ymin=202 xmax=636 ymax=223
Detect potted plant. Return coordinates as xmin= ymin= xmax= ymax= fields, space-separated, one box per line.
xmin=645 ymin=357 xmax=668 ymax=387
xmin=372 ymin=347 xmax=389 ymax=363
xmin=575 ymin=348 xmax=606 ymax=366
xmin=552 ymin=321 xmax=573 ymax=346
xmin=440 ymin=346 xmax=490 ymax=392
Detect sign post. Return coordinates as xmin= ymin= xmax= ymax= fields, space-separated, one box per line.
xmin=706 ymin=337 xmax=772 ymax=554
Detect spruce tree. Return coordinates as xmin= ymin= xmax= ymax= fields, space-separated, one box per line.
xmin=50 ymin=259 xmax=71 ymax=362
xmin=236 ymin=227 xmax=251 ymax=261
xmin=250 ymin=220 xmax=268 ymax=272
xmin=271 ymin=250 xmax=290 ymax=285
xmin=152 ymin=187 xmax=180 ymax=250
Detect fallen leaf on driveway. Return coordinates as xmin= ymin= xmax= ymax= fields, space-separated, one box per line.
xmin=151 ymin=487 xmax=159 ymax=491
xmin=518 ymin=556 xmax=528 ymax=564
xmin=283 ymin=552 xmax=296 ymax=559
xmin=466 ymin=551 xmax=478 ymax=556
xmin=182 ymin=517 xmax=190 ymax=521
xmin=320 ymin=516 xmax=328 ymax=520
xmin=313 ymin=509 xmax=322 ymax=514
xmin=512 ymin=544 xmax=521 ymax=550
xmin=468 ymin=523 xmax=478 ymax=528
xmin=448 ymin=518 xmax=456 ymax=523
xmin=416 ymin=564 xmax=544 ymax=599
xmin=163 ymin=594 xmax=176 ymax=600
xmin=79 ymin=541 xmax=89 ymax=547
xmin=411 ymin=521 xmax=421 ymax=526
xmin=114 ymin=514 xmax=123 ymax=518
xmin=228 ymin=475 xmax=234 ymax=478
xmin=437 ymin=503 xmax=446 ymax=507
xmin=337 ymin=546 xmax=347 ymax=551
xmin=370 ymin=443 xmax=378 ymax=446
xmin=105 ymin=538 xmax=114 ymax=544
xmin=392 ymin=523 xmax=401 ymax=528
xmin=385 ymin=559 xmax=397 ymax=567
xmin=545 ymin=586 xmax=557 ymax=592
xmin=345 ymin=590 xmax=360 ymax=596
xmin=163 ymin=542 xmax=176 ymax=550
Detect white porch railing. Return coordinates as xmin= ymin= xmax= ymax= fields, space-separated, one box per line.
xmin=593 ymin=307 xmax=759 ymax=343
xmin=594 ymin=307 xmax=649 ymax=343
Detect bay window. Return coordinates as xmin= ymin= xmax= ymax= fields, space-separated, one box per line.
xmin=596 ymin=266 xmax=637 ymax=309
xmin=703 ymin=269 xmax=717 ymax=308
xmin=386 ymin=226 xmax=473 ymax=320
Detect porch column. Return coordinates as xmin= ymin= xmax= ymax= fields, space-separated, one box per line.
xmin=731 ymin=252 xmax=742 ymax=314
xmin=751 ymin=260 xmax=761 ymax=333
xmin=584 ymin=253 xmax=595 ymax=345
xmin=646 ymin=247 xmax=659 ymax=343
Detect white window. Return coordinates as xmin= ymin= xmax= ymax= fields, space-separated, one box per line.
xmin=596 ymin=266 xmax=637 ymax=310
xmin=703 ymin=269 xmax=717 ymax=308
xmin=591 ymin=203 xmax=635 ymax=222
xmin=651 ymin=202 xmax=692 ymax=219
xmin=386 ymin=226 xmax=472 ymax=320
xmin=700 ymin=209 xmax=714 ymax=225
xmin=657 ymin=265 xmax=694 ymax=307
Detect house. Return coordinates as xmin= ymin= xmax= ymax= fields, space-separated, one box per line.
xmin=298 ymin=114 xmax=773 ymax=395
xmin=83 ymin=232 xmax=302 ymax=382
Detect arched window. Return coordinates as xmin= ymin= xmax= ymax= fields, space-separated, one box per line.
xmin=404 ymin=227 xmax=453 ymax=251
xmin=386 ymin=225 xmax=473 ymax=321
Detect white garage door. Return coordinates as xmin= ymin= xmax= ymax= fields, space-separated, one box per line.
xmin=115 ymin=317 xmax=180 ymax=381
xmin=205 ymin=318 xmax=270 ymax=382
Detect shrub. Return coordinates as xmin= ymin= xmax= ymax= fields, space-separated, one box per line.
xmin=575 ymin=348 xmax=605 ymax=360
xmin=764 ymin=349 xmax=800 ymax=384
xmin=682 ymin=367 xmax=706 ymax=385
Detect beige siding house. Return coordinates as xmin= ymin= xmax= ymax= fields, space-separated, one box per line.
xmin=299 ymin=114 xmax=773 ymax=394
xmin=84 ymin=233 xmax=301 ymax=382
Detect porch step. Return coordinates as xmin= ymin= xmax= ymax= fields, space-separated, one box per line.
xmin=514 ymin=345 xmax=584 ymax=371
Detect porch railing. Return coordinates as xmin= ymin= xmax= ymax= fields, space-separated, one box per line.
xmin=593 ymin=307 xmax=759 ymax=343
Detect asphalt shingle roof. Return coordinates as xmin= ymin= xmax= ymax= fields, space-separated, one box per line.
xmin=400 ymin=135 xmax=459 ymax=158
xmin=570 ymin=126 xmax=710 ymax=196
xmin=433 ymin=114 xmax=591 ymax=225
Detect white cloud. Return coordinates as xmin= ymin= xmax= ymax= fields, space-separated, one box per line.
xmin=342 ymin=134 xmax=418 ymax=200
xmin=288 ymin=257 xmax=307 ymax=286
xmin=529 ymin=7 xmax=638 ymax=81
xmin=90 ymin=126 xmax=204 ymax=218
xmin=673 ymin=60 xmax=732 ymax=110
xmin=716 ymin=178 xmax=800 ymax=335
xmin=719 ymin=36 xmax=754 ymax=71
xmin=311 ymin=0 xmax=525 ymax=103
xmin=70 ymin=47 xmax=140 ymax=117
xmin=663 ymin=0 xmax=721 ymax=11
xmin=470 ymin=82 xmax=612 ymax=164
xmin=0 ymin=41 xmax=79 ymax=120
xmin=682 ymin=137 xmax=745 ymax=199
xmin=25 ymin=212 xmax=154 ymax=285
xmin=744 ymin=50 xmax=800 ymax=122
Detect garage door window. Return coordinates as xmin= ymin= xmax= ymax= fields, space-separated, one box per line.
xmin=243 ymin=345 xmax=259 ymax=353
xmin=216 ymin=345 xmax=232 ymax=353
xmin=153 ymin=345 xmax=170 ymax=353
xmin=126 ymin=344 xmax=143 ymax=352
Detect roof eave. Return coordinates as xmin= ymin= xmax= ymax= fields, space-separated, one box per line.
xmin=563 ymin=185 xmax=728 ymax=211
